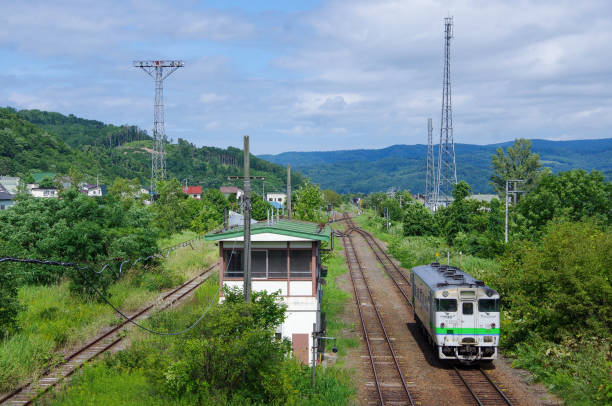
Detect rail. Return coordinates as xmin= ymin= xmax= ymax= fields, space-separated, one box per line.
xmin=0 ymin=262 xmax=218 ymax=406
xmin=454 ymin=367 xmax=514 ymax=406
xmin=342 ymin=231 xmax=415 ymax=405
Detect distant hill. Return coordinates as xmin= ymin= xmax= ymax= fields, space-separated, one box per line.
xmin=0 ymin=107 xmax=302 ymax=192
xmin=260 ymin=139 xmax=612 ymax=194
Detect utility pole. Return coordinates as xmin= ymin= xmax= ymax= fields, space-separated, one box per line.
xmin=133 ymin=60 xmax=184 ymax=198
xmin=227 ymin=137 xmax=265 ymax=303
xmin=287 ymin=164 xmax=292 ymax=219
xmin=425 ymin=118 xmax=435 ymax=209
xmin=504 ymin=179 xmax=524 ymax=243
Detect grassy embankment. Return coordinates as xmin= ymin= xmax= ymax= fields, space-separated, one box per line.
xmin=321 ymin=235 xmax=360 ymax=364
xmin=0 ymin=236 xmax=217 ymax=394
xmin=49 ymin=236 xmax=357 ymax=405
xmin=355 ymin=212 xmax=611 ymax=406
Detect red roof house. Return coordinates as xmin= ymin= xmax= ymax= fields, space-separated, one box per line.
xmin=183 ymin=186 xmax=202 ymax=199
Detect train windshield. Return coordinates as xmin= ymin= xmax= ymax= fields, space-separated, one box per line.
xmin=435 ymin=299 xmax=457 ymax=312
xmin=478 ymin=299 xmax=500 ymax=312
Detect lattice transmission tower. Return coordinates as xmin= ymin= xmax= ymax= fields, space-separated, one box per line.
xmin=133 ymin=60 xmax=184 ymax=195
xmin=433 ymin=17 xmax=457 ymax=209
xmin=425 ymin=118 xmax=436 ymax=209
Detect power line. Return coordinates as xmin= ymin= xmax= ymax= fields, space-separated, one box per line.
xmin=0 ymin=236 xmax=224 ymax=336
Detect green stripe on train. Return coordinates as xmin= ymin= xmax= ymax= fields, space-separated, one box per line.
xmin=433 ymin=327 xmax=500 ymax=335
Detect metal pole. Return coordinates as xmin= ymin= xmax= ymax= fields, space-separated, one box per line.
xmin=311 ymin=323 xmax=317 ymax=389
xmin=243 ymin=136 xmax=251 ymax=303
xmin=505 ymin=180 xmax=509 ymax=244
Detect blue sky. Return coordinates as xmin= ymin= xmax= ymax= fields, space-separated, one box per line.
xmin=1 ymin=0 xmax=611 ymax=154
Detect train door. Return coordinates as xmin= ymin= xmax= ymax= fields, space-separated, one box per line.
xmin=460 ymin=300 xmax=476 ymax=336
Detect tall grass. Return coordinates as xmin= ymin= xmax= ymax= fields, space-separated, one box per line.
xmin=50 ymin=274 xmax=356 ymax=406
xmin=0 ymin=235 xmax=218 ymax=394
xmin=321 ymin=246 xmax=359 ymax=363
xmin=158 ymin=230 xmax=199 ymax=250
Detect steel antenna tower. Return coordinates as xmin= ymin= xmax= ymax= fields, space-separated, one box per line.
xmin=434 ymin=17 xmax=457 ymax=209
xmin=133 ymin=60 xmax=184 ymax=195
xmin=425 ymin=118 xmax=435 ymax=209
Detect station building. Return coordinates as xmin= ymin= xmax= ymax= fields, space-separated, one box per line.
xmin=205 ymin=219 xmax=331 ymax=363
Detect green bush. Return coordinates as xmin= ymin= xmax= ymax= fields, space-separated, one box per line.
xmin=494 ymin=219 xmax=611 ymax=345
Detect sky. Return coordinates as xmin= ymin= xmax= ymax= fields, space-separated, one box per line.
xmin=1 ymin=0 xmax=611 ymax=154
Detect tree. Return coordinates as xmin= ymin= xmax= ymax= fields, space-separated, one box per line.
xmin=403 ymin=202 xmax=436 ymax=236
xmin=490 ymin=138 xmax=542 ymax=196
xmin=436 ymin=181 xmax=477 ymax=244
xmin=0 ymin=256 xmax=22 ymax=338
xmin=495 ymin=219 xmax=611 ymax=345
xmin=153 ymin=179 xmax=189 ymax=236
xmin=38 ymin=176 xmax=56 ymax=189
xmin=67 ymin=167 xmax=84 ymax=188
xmin=322 ymin=189 xmax=342 ymax=208
xmin=381 ymin=198 xmax=402 ymax=221
xmin=251 ymin=193 xmax=274 ymax=221
xmin=515 ymin=169 xmax=612 ymax=237
xmin=292 ymin=181 xmax=325 ymax=222
xmin=109 ymin=177 xmax=141 ymax=201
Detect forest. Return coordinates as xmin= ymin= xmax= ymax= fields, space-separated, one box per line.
xmin=0 ymin=107 xmax=304 ymax=192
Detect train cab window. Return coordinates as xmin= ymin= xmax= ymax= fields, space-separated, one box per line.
xmin=478 ymin=299 xmax=500 ymax=312
xmin=435 ymin=299 xmax=457 ymax=312
xmin=462 ymin=302 xmax=473 ymax=315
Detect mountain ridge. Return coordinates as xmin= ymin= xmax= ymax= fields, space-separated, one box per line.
xmin=259 ymin=138 xmax=612 ymax=194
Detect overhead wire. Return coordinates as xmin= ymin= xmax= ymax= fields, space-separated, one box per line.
xmin=0 ymin=234 xmax=227 ymax=336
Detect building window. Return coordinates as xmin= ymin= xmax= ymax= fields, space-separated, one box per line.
xmin=268 ymin=249 xmax=287 ymax=278
xmin=290 ymin=250 xmax=311 ymax=278
xmin=224 ymin=248 xmax=312 ymax=279
xmin=224 ymin=249 xmax=243 ymax=277
xmin=0 ymin=204 xmax=4 ymax=210
xmin=252 ymin=250 xmax=267 ymax=278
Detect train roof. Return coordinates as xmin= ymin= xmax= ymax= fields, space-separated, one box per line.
xmin=412 ymin=263 xmax=498 ymax=295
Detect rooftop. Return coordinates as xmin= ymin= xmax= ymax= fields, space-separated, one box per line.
xmin=0 ymin=183 xmax=14 ymax=200
xmin=412 ymin=263 xmax=497 ymax=294
xmin=220 ymin=186 xmax=243 ymax=193
xmin=183 ymin=186 xmax=202 ymax=195
xmin=205 ymin=219 xmax=331 ymax=242
xmin=32 ymin=172 xmax=56 ymax=183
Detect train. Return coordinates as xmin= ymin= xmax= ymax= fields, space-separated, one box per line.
xmin=411 ymin=262 xmax=500 ymax=363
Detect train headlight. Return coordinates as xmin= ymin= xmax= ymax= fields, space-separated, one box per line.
xmin=491 ymin=323 xmax=496 ymax=329
xmin=440 ymin=322 xmax=445 ymax=328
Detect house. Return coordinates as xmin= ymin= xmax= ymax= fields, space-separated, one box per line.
xmin=0 ymin=176 xmax=20 ymax=194
xmin=0 ymin=184 xmax=15 ymax=210
xmin=205 ymin=219 xmax=331 ymax=364
xmin=30 ymin=188 xmax=58 ymax=198
xmin=80 ymin=184 xmax=107 ymax=197
xmin=183 ymin=186 xmax=202 ymax=199
xmin=220 ymin=186 xmax=244 ymax=200
xmin=266 ymin=192 xmax=287 ymax=208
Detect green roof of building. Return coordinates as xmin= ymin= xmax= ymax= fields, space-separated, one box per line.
xmin=205 ymin=219 xmax=331 ymax=242
xmin=32 ymin=172 xmax=56 ymax=183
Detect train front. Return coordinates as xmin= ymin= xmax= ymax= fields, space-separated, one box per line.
xmin=434 ymin=286 xmax=500 ymax=363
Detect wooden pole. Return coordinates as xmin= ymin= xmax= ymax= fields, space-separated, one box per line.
xmin=243 ymin=136 xmax=251 ymax=303
xmin=287 ymin=164 xmax=292 ymax=219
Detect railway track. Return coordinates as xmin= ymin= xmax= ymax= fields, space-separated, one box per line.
xmin=0 ymin=262 xmax=218 ymax=406
xmin=340 ymin=214 xmax=515 ymax=406
xmin=342 ymin=232 xmax=415 ymax=405
xmin=454 ymin=367 xmax=514 ymax=406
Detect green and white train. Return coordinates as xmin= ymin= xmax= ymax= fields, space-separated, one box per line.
xmin=411 ymin=263 xmax=500 ymax=363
